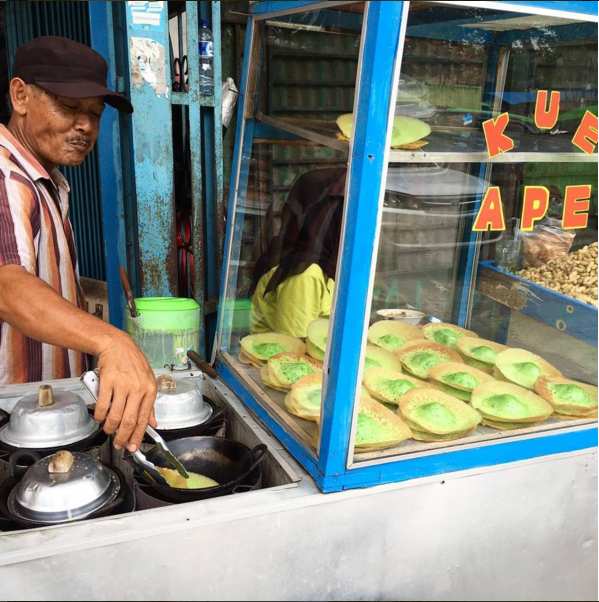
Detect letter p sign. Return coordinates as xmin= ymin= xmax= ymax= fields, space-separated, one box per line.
xmin=521 ymin=186 xmax=549 ymax=231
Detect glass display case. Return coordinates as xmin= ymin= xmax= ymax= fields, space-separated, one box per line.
xmin=217 ymin=0 xmax=598 ymax=491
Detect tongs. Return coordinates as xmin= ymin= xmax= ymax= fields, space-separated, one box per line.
xmin=80 ymin=370 xmax=189 ymax=486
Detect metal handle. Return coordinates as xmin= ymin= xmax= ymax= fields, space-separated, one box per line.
xmin=209 ymin=405 xmax=226 ymax=425
xmin=227 ymin=444 xmax=267 ymax=492
xmin=144 ymin=426 xmax=173 ymax=455
xmin=81 ymin=370 xmax=100 ymax=401
xmin=9 ymin=450 xmax=41 ymax=478
xmin=145 ymin=425 xmax=161 ymax=442
xmin=248 ymin=444 xmax=267 ymax=472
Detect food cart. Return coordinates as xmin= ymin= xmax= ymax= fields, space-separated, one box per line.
xmin=0 ymin=2 xmax=597 ymax=600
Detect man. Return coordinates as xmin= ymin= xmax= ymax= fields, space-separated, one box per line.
xmin=0 ymin=36 xmax=156 ymax=453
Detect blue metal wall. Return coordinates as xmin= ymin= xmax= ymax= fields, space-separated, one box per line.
xmin=5 ymin=1 xmax=107 ymax=282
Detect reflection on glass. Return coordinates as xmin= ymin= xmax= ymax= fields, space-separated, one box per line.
xmin=250 ymin=168 xmax=345 ymax=338
xmin=219 ymin=1 xmax=597 ymax=466
xmin=388 ymin=5 xmax=598 ymax=159
xmin=220 ymin=4 xmax=365 ymax=456
xmin=224 ymin=145 xmax=348 ymax=455
xmin=354 ymin=4 xmax=598 ymax=464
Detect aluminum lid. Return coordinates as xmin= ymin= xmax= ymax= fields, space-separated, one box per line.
xmin=0 ymin=386 xmax=100 ymax=449
xmin=154 ymin=376 xmax=213 ymax=431
xmin=8 ymin=451 xmax=120 ymax=524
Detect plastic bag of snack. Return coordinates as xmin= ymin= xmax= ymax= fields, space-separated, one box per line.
xmin=520 ymin=218 xmax=576 ymax=268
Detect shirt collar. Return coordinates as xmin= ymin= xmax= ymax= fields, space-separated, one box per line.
xmin=0 ymin=124 xmax=70 ymax=194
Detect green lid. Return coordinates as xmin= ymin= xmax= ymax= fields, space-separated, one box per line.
xmin=134 ymin=297 xmax=199 ymax=313
xmin=125 ymin=297 xmax=200 ymax=333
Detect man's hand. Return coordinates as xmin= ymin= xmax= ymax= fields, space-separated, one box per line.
xmin=0 ymin=265 xmax=158 ymax=453
xmin=93 ymin=332 xmax=157 ymax=452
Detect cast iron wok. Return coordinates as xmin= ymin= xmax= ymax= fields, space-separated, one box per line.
xmin=127 ymin=436 xmax=266 ymax=503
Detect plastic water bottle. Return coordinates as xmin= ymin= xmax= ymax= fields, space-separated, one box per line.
xmin=198 ymin=19 xmax=214 ymax=95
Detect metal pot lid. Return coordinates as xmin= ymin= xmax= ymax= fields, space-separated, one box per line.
xmin=154 ymin=376 xmax=213 ymax=431
xmin=0 ymin=386 xmax=100 ymax=449
xmin=8 ymin=451 xmax=120 ymax=524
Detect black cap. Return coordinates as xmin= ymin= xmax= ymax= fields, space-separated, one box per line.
xmin=13 ymin=36 xmax=133 ymax=114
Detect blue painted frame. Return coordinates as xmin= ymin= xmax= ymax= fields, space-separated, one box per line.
xmin=216 ymin=1 xmax=598 ymax=493
xmin=89 ymin=1 xmax=129 ymax=329
xmin=318 ymin=1 xmax=403 ymax=477
xmin=124 ymin=2 xmax=177 ymax=297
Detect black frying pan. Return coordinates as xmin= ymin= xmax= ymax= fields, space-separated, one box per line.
xmin=128 ymin=436 xmax=267 ymax=503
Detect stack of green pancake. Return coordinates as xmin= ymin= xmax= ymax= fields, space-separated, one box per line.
xmin=535 ymin=376 xmax=598 ymax=420
xmin=354 ymin=397 xmax=413 ymax=452
xmin=399 ymin=389 xmax=481 ymax=442
xmin=364 ymin=344 xmax=403 ymax=373
xmin=457 ymin=336 xmax=508 ymax=375
xmin=471 ymin=381 xmax=553 ymax=430
xmin=395 ymin=340 xmax=463 ymax=379
xmin=288 ymin=374 xmax=412 ymax=451
xmin=494 ymin=348 xmax=562 ymax=390
xmin=240 ymin=333 xmax=306 ymax=368
xmin=367 ymin=320 xmax=424 ymax=353
xmin=306 ymin=319 xmax=328 ymax=361
xmin=422 ymin=323 xmax=478 ymax=350
xmin=363 ymin=367 xmax=436 ymax=407
xmin=261 ymin=353 xmax=322 ymax=392
xmin=286 ymin=373 xmax=323 ymax=421
xmin=428 ymin=362 xmax=494 ymax=402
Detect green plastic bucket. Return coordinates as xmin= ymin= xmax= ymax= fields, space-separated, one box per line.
xmin=125 ymin=297 xmax=200 ymax=369
xmin=226 ymin=298 xmax=252 ymax=333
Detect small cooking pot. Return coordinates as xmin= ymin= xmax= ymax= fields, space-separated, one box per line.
xmin=144 ymin=396 xmax=226 ymax=443
xmin=152 ymin=375 xmax=214 ymax=431
xmin=0 ymin=405 xmax=108 ymax=484
xmin=0 ymin=450 xmax=133 ymax=528
xmin=0 ymin=385 xmax=101 ymax=450
xmin=129 ymin=436 xmax=267 ymax=503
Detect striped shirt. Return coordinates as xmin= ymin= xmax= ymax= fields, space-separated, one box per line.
xmin=0 ymin=124 xmax=86 ymax=384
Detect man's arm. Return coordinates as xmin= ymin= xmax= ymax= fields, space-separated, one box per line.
xmin=0 ymin=265 xmax=157 ymax=452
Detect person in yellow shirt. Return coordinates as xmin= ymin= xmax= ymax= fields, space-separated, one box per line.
xmin=250 ymin=169 xmax=346 ymax=338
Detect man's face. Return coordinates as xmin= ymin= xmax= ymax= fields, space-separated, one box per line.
xmin=14 ymin=83 xmax=105 ymax=168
